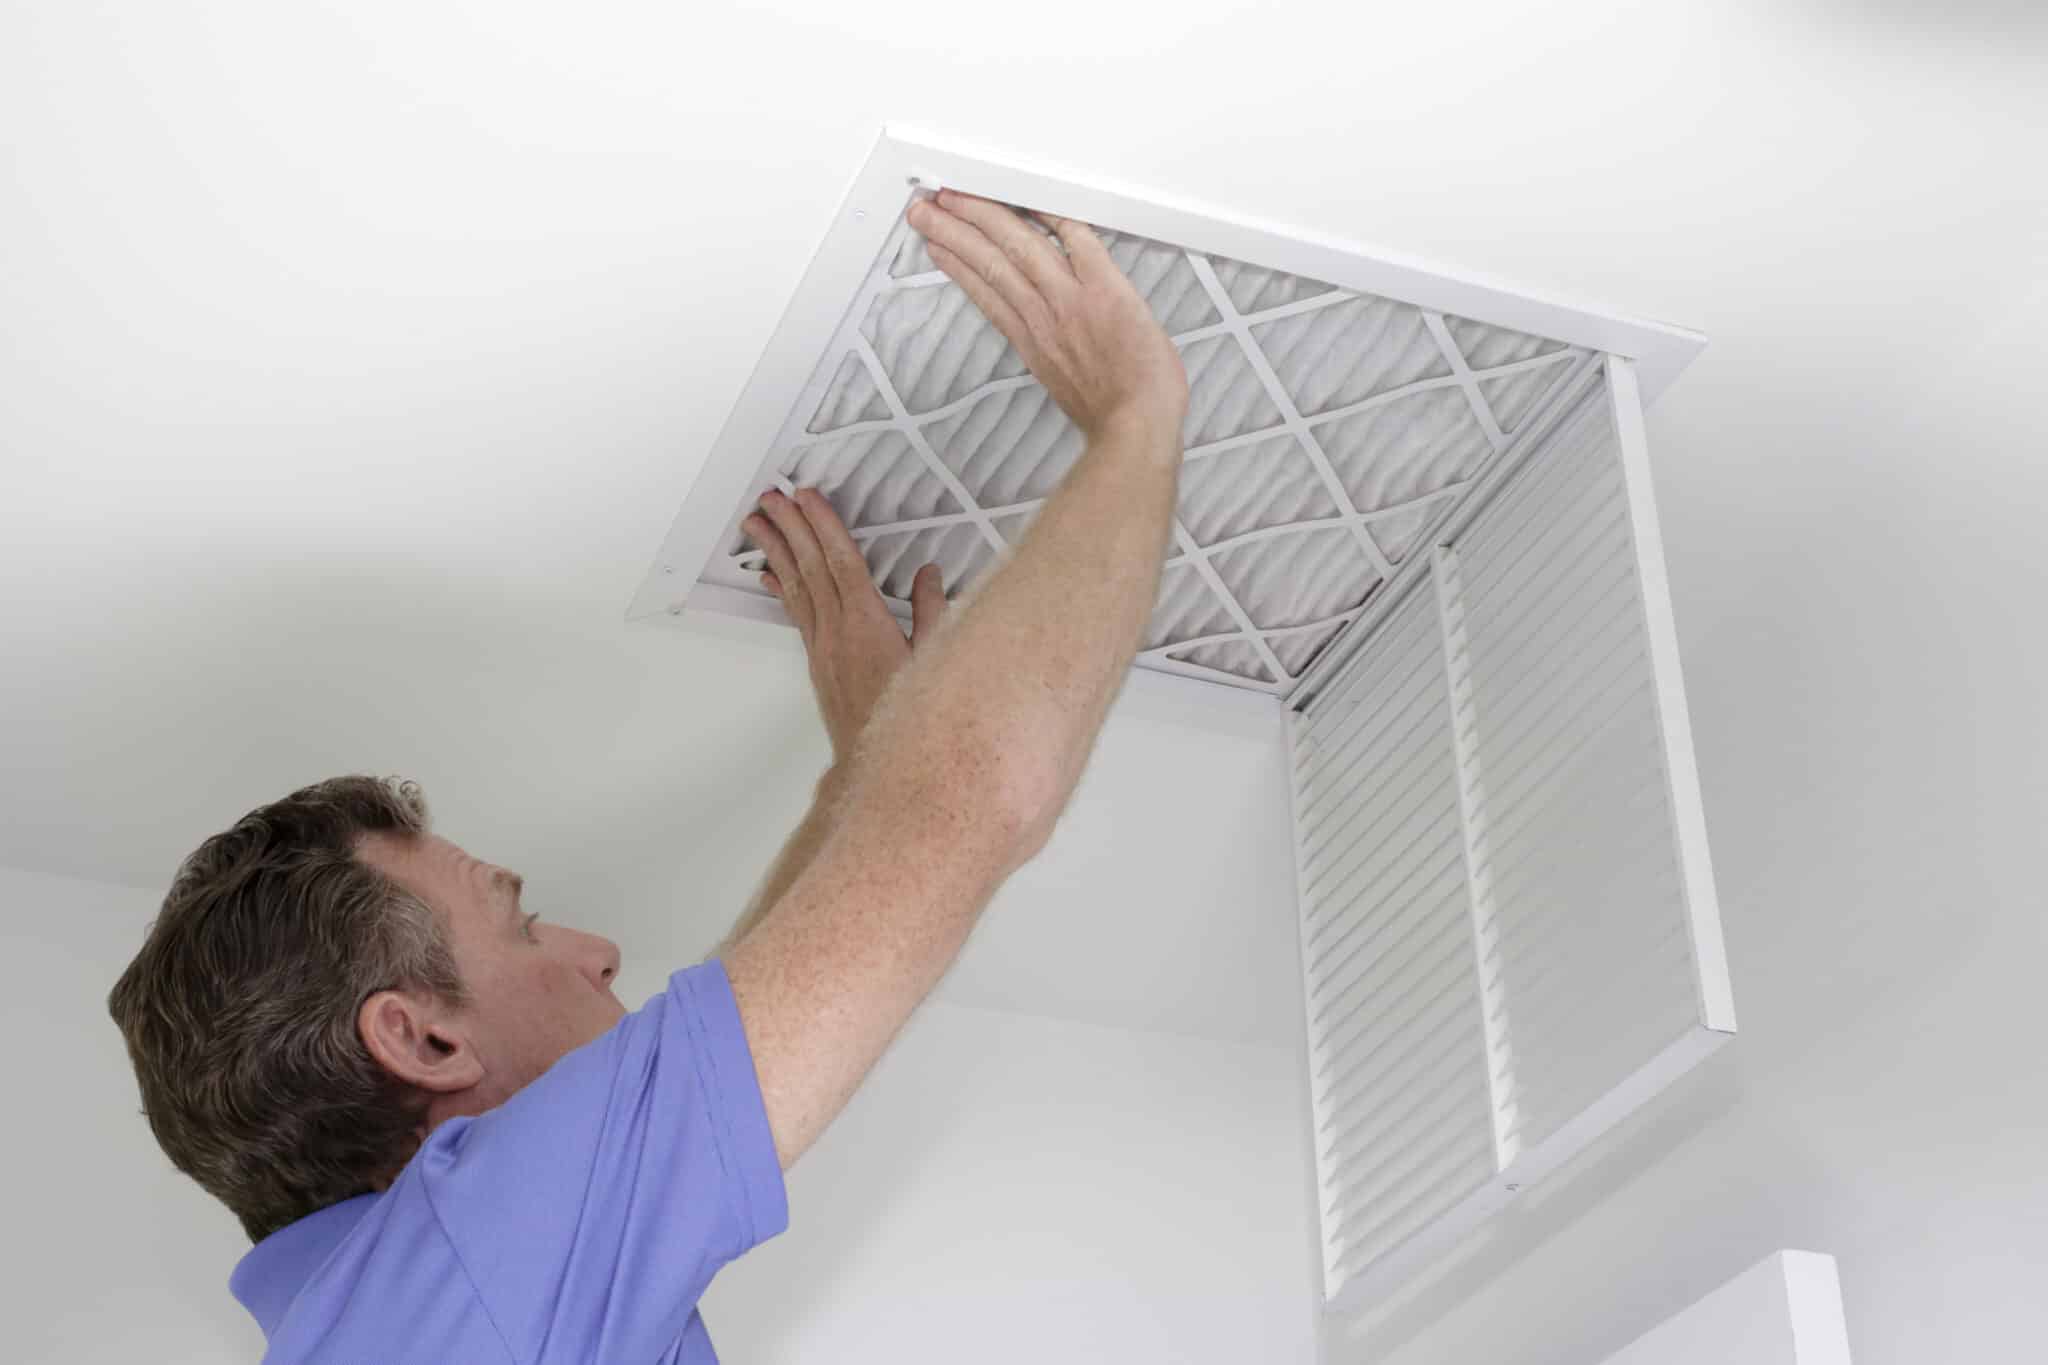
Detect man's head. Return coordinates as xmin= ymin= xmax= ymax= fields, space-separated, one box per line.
xmin=108 ymin=776 xmax=624 ymax=1242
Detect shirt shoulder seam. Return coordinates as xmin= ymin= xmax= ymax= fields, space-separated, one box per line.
xmin=418 ymin=1159 xmax=526 ymax=1365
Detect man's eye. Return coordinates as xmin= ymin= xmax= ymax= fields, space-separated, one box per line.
xmin=523 ymin=912 xmax=540 ymax=941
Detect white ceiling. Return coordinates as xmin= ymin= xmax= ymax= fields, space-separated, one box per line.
xmin=3 ymin=2 xmax=2041 ymax=1051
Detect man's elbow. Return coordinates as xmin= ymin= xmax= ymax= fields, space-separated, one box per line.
xmin=929 ymin=740 xmax=1065 ymax=870
xmin=989 ymin=756 xmax=1063 ymax=865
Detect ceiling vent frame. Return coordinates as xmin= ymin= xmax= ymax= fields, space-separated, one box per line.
xmin=629 ymin=126 xmax=1703 ymax=717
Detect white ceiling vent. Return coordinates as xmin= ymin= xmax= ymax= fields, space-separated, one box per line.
xmin=635 ymin=129 xmax=1731 ymax=1323
xmin=632 ymin=128 xmax=1701 ymax=703
xmin=702 ymin=224 xmax=1586 ymax=691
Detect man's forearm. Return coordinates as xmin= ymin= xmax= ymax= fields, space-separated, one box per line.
xmin=723 ymin=415 xmax=1183 ymax=1164
xmin=881 ymin=415 xmax=1180 ymax=797
xmin=836 ymin=410 xmax=1182 ymax=916
xmin=748 ymin=411 xmax=1180 ymax=959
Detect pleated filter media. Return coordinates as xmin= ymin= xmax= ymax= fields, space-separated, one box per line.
xmin=639 ymin=131 xmax=1733 ymax=1323
xmin=702 ymin=212 xmax=1586 ymax=693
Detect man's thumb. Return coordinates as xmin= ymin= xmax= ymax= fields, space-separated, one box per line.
xmin=910 ymin=563 xmax=946 ymax=643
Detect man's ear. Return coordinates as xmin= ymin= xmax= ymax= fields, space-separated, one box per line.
xmin=358 ymin=989 xmax=484 ymax=1094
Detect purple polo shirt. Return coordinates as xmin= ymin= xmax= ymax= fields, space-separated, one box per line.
xmin=229 ymin=960 xmax=787 ymax=1363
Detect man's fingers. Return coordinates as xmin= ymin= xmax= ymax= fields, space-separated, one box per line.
xmin=756 ymin=490 xmax=840 ymax=615
xmin=1039 ymin=213 xmax=1115 ymax=288
xmin=909 ymin=195 xmax=1056 ymax=340
xmin=795 ymin=487 xmax=883 ymax=607
xmin=742 ymin=513 xmax=813 ymax=636
xmin=937 ymin=190 xmax=1076 ymax=298
xmin=909 ymin=563 xmax=946 ymax=645
xmin=924 ymin=240 xmax=1040 ymax=369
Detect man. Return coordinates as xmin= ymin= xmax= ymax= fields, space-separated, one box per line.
xmin=108 ymin=187 xmax=1192 ymax=1362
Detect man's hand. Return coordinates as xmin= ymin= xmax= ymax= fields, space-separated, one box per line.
xmin=742 ymin=487 xmax=946 ymax=764
xmin=746 ymin=188 xmax=1180 ymax=769
xmin=906 ymin=189 xmax=1188 ymax=443
xmin=712 ymin=489 xmax=942 ymax=957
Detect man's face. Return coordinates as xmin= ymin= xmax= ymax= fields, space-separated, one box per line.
xmin=358 ymin=831 xmax=626 ymax=1115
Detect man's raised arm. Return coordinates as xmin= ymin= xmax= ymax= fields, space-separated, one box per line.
xmin=720 ymin=189 xmax=1189 ymax=1168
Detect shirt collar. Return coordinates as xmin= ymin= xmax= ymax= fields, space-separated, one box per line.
xmin=228 ymin=1194 xmax=376 ymax=1338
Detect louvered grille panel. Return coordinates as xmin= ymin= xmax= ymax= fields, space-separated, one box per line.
xmin=1292 ymin=586 xmax=1493 ymax=1301
xmin=1289 ymin=363 xmax=1733 ymax=1313
xmin=1453 ymin=398 xmax=1702 ymax=1149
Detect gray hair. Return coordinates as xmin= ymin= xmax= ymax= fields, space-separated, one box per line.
xmin=107 ymin=775 xmax=467 ymax=1242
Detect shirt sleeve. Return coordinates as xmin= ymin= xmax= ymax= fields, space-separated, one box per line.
xmin=414 ymin=959 xmax=789 ymax=1362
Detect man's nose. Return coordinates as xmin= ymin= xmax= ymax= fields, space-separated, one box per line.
xmin=578 ymin=931 xmax=621 ymax=990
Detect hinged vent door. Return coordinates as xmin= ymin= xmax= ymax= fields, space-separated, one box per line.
xmin=1289 ymin=356 xmax=1734 ymax=1313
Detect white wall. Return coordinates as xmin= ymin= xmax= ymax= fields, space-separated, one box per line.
xmin=0 ymin=862 xmax=1313 ymax=1363
xmin=702 ymin=998 xmax=1313 ymax=1363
